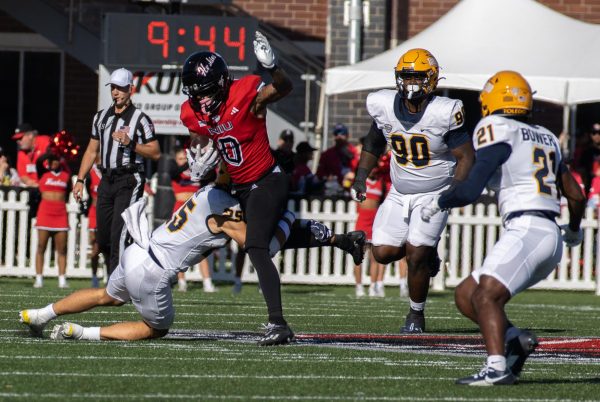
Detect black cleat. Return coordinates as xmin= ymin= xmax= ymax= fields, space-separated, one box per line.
xmin=400 ymin=310 xmax=425 ymax=334
xmin=505 ymin=330 xmax=538 ymax=377
xmin=336 ymin=231 xmax=366 ymax=266
xmin=257 ymin=323 xmax=295 ymax=346
xmin=456 ymin=366 xmax=517 ymax=386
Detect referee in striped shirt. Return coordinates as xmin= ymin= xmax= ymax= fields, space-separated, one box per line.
xmin=74 ymin=68 xmax=161 ymax=276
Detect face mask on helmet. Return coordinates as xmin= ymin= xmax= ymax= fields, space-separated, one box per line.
xmin=181 ymin=51 xmax=231 ymax=116
xmin=395 ymin=71 xmax=432 ymax=100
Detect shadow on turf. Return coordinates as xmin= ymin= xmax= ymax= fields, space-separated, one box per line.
xmin=520 ymin=377 xmax=600 ymax=385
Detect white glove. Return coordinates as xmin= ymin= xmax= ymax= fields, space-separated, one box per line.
xmin=253 ymin=31 xmax=276 ymax=69
xmin=186 ymin=141 xmax=220 ymax=182
xmin=420 ymin=195 xmax=441 ymax=223
xmin=561 ymin=225 xmax=583 ymax=247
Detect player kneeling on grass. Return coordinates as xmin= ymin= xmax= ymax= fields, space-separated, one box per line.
xmin=420 ymin=71 xmax=586 ymax=385
xmin=20 ymin=181 xmax=365 ymax=343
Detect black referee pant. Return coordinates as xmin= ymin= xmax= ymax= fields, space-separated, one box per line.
xmin=96 ymin=172 xmax=145 ymax=276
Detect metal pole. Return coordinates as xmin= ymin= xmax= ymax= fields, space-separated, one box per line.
xmin=348 ymin=0 xmax=363 ymax=64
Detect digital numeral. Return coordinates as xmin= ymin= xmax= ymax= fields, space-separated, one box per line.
xmin=148 ymin=21 xmax=169 ymax=58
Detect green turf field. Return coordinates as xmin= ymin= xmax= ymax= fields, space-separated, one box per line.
xmin=1 ymin=277 xmax=599 ymax=401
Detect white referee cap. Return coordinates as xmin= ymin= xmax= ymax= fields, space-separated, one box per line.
xmin=106 ymin=68 xmax=133 ymax=87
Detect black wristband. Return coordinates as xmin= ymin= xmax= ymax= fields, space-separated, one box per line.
xmin=355 ymin=167 xmax=369 ymax=184
xmin=76 ymin=178 xmax=85 ymax=184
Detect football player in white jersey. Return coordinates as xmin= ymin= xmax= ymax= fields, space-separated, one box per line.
xmin=421 ymin=71 xmax=586 ymax=385
xmin=19 ymin=183 xmax=365 ymax=343
xmin=351 ymin=48 xmax=474 ymax=333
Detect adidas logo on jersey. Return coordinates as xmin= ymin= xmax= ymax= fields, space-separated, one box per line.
xmin=231 ymin=107 xmax=239 ymax=115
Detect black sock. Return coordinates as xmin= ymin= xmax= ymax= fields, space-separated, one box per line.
xmin=246 ymin=247 xmax=287 ymax=326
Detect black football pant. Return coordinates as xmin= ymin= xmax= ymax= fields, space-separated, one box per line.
xmin=233 ymin=168 xmax=289 ymax=326
xmin=96 ymin=172 xmax=145 ymax=277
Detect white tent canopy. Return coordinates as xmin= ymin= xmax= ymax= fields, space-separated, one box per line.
xmin=325 ymin=0 xmax=600 ymax=106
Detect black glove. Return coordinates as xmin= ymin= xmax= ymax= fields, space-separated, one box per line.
xmin=351 ymin=167 xmax=368 ymax=202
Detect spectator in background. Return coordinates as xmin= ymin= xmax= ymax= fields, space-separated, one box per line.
xmin=169 ymin=147 xmax=217 ymax=293
xmin=0 ymin=147 xmax=21 ymax=187
xmin=34 ymin=152 xmax=71 ymax=289
xmin=353 ymin=147 xmax=391 ymax=298
xmin=272 ymin=129 xmax=295 ymax=174
xmin=290 ymin=141 xmax=321 ymax=196
xmin=86 ymin=157 xmax=104 ymax=288
xmin=12 ymin=123 xmax=50 ymax=187
xmin=316 ymin=123 xmax=359 ymax=192
xmin=579 ymin=122 xmax=600 ymax=194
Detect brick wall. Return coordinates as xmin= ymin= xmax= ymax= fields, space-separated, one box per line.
xmin=234 ymin=0 xmax=327 ymax=40
xmin=326 ymin=0 xmax=388 ymax=143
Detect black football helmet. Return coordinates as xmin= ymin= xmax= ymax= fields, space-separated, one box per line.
xmin=181 ymin=51 xmax=231 ymax=115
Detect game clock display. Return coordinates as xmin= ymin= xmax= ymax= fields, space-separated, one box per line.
xmin=103 ymin=13 xmax=258 ymax=71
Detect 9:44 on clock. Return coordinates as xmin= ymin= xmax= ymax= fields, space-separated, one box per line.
xmin=103 ymin=13 xmax=258 ymax=71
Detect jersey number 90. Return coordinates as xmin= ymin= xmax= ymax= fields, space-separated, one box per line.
xmin=390 ymin=133 xmax=430 ymax=168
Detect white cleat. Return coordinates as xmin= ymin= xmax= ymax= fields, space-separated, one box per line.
xmin=203 ymin=282 xmax=218 ymax=293
xmin=399 ymin=283 xmax=409 ymax=298
xmin=50 ymin=322 xmax=84 ymax=340
xmin=19 ymin=309 xmax=48 ymax=337
xmin=375 ymin=283 xmax=385 ymax=298
xmin=33 ymin=280 xmax=43 ymax=289
xmin=355 ymin=285 xmax=365 ymax=298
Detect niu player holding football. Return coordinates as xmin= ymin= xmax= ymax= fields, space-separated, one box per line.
xmin=179 ymin=32 xmax=365 ymax=345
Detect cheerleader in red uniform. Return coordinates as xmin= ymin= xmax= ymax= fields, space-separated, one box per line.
xmin=353 ymin=150 xmax=391 ymax=297
xmin=86 ymin=160 xmax=103 ymax=287
xmin=169 ymin=147 xmax=216 ymax=292
xmin=34 ymin=153 xmax=71 ymax=288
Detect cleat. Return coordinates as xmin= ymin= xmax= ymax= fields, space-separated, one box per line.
xmin=178 ymin=279 xmax=188 ymax=292
xmin=368 ymin=284 xmax=377 ymax=297
xmin=355 ymin=285 xmax=365 ymax=297
xmin=456 ymin=366 xmax=517 ymax=386
xmin=232 ymin=281 xmax=242 ymax=295
xmin=19 ymin=309 xmax=48 ymax=337
xmin=33 ymin=279 xmax=43 ymax=288
xmin=58 ymin=281 xmax=69 ymax=289
xmin=50 ymin=322 xmax=84 ymax=340
xmin=257 ymin=323 xmax=295 ymax=346
xmin=337 ymin=231 xmax=366 ymax=266
xmin=505 ymin=330 xmax=538 ymax=377
xmin=400 ymin=310 xmax=425 ymax=334
xmin=375 ymin=283 xmax=385 ymax=298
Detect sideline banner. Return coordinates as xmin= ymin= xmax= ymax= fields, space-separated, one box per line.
xmin=98 ymin=65 xmax=187 ymax=135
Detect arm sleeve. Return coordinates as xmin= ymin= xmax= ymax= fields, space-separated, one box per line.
xmin=438 ymin=143 xmax=511 ymax=209
xmin=444 ymin=127 xmax=470 ymax=149
xmin=362 ymin=122 xmax=387 ymax=157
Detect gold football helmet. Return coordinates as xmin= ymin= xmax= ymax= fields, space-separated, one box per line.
xmin=480 ymin=71 xmax=533 ymax=117
xmin=394 ymin=48 xmax=439 ymax=100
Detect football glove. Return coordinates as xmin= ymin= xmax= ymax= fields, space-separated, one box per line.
xmin=350 ymin=167 xmax=368 ymax=202
xmin=253 ymin=31 xmax=276 ymax=69
xmin=186 ymin=141 xmax=220 ymax=182
xmin=420 ymin=195 xmax=442 ymax=222
xmin=561 ymin=224 xmax=583 ymax=247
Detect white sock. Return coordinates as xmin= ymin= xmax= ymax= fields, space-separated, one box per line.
xmin=487 ymin=355 xmax=506 ymax=371
xmin=178 ymin=278 xmax=186 ymax=285
xmin=41 ymin=304 xmax=58 ymax=321
xmin=355 ymin=284 xmax=363 ymax=289
xmin=35 ymin=275 xmax=43 ymax=283
xmin=203 ymin=278 xmax=213 ymax=287
xmin=409 ymin=299 xmax=425 ymax=312
xmin=81 ymin=327 xmax=101 ymax=341
xmin=58 ymin=275 xmax=67 ymax=285
xmin=376 ymin=281 xmax=384 ymax=288
xmin=399 ymin=278 xmax=407 ymax=287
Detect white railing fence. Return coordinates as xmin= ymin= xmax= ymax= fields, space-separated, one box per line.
xmin=1 ymin=188 xmax=598 ymax=294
